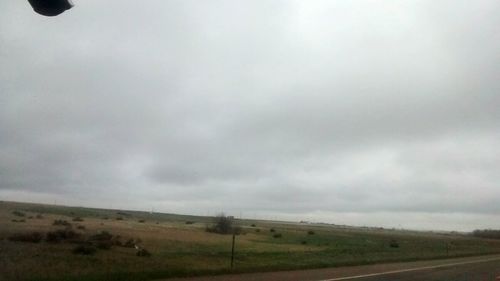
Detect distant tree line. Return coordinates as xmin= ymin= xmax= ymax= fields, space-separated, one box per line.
xmin=472 ymin=229 xmax=500 ymax=239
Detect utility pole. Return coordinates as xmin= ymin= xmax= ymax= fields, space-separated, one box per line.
xmin=230 ymin=233 xmax=236 ymax=269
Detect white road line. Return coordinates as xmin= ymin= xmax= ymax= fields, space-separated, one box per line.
xmin=318 ymin=256 xmax=500 ymax=281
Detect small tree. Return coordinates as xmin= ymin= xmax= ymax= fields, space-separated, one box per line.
xmin=207 ymin=213 xmax=239 ymax=234
xmin=215 ymin=213 xmax=232 ymax=234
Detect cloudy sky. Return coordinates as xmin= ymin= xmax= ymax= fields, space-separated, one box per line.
xmin=1 ymin=0 xmax=499 ymax=231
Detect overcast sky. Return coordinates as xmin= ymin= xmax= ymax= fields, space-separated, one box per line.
xmin=1 ymin=0 xmax=499 ymax=231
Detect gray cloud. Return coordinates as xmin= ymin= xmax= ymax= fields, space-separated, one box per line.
xmin=0 ymin=0 xmax=499 ymax=231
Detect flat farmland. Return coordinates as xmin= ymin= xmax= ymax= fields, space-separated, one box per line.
xmin=1 ymin=201 xmax=499 ymax=281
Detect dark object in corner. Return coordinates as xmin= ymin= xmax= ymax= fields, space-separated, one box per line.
xmin=28 ymin=0 xmax=73 ymax=16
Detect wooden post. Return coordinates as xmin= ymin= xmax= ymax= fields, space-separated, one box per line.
xmin=231 ymin=233 xmax=236 ymax=269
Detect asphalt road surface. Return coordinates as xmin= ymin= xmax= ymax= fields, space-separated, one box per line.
xmin=162 ymin=254 xmax=500 ymax=281
xmin=321 ymin=258 xmax=500 ymax=281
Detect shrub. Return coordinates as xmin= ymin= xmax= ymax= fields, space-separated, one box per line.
xmin=57 ymin=229 xmax=78 ymax=241
xmin=123 ymin=238 xmax=142 ymax=248
xmin=301 ymin=240 xmax=307 ymax=245
xmin=72 ymin=217 xmax=84 ymax=222
xmin=87 ymin=231 xmax=119 ymax=249
xmin=138 ymin=219 xmax=145 ymax=223
xmin=77 ymin=225 xmax=86 ymax=230
xmin=36 ymin=214 xmax=43 ymax=219
xmin=11 ymin=219 xmax=26 ymax=223
xmin=46 ymin=229 xmax=80 ymax=243
xmin=185 ymin=221 xmax=194 ymax=224
xmin=89 ymin=231 xmax=113 ymax=241
xmin=472 ymin=229 xmax=500 ymax=240
xmin=116 ymin=211 xmax=131 ymax=217
xmin=12 ymin=211 xmax=25 ymax=217
xmin=255 ymin=229 xmax=261 ymax=233
xmin=251 ymin=224 xmax=256 ymax=227
xmin=96 ymin=240 xmax=113 ymax=250
xmin=270 ymin=228 xmax=276 ymax=233
xmin=307 ymin=230 xmax=315 ymax=235
xmin=273 ymin=233 xmax=282 ymax=238
xmin=53 ymin=220 xmax=71 ymax=227
xmin=136 ymin=248 xmax=151 ymax=257
xmin=115 ymin=217 xmax=123 ymax=221
xmin=123 ymin=238 xmax=136 ymax=248
xmin=206 ymin=214 xmax=239 ymax=234
xmin=72 ymin=245 xmax=96 ymax=255
xmin=389 ymin=239 xmax=399 ymax=248
xmin=112 ymin=235 xmax=123 ymax=246
xmin=9 ymin=232 xmax=43 ymax=243
xmin=46 ymin=231 xmax=60 ymax=243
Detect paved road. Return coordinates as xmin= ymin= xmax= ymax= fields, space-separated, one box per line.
xmin=345 ymin=259 xmax=500 ymax=281
xmin=162 ymin=255 xmax=500 ymax=281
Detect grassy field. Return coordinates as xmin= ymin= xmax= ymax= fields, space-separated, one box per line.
xmin=1 ymin=201 xmax=500 ymax=281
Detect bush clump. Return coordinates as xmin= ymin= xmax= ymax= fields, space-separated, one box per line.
xmin=138 ymin=219 xmax=145 ymax=223
xmin=389 ymin=239 xmax=399 ymax=248
xmin=72 ymin=217 xmax=84 ymax=222
xmin=89 ymin=231 xmax=113 ymax=241
xmin=95 ymin=240 xmax=113 ymax=250
xmin=116 ymin=211 xmax=131 ymax=217
xmin=72 ymin=245 xmax=97 ymax=255
xmin=45 ymin=232 xmax=60 ymax=243
xmin=77 ymin=225 xmax=86 ymax=230
xmin=11 ymin=219 xmax=26 ymax=223
xmin=270 ymin=228 xmax=276 ymax=233
xmin=123 ymin=238 xmax=141 ymax=248
xmin=46 ymin=229 xmax=80 ymax=243
xmin=9 ymin=232 xmax=43 ymax=243
xmin=206 ymin=214 xmax=241 ymax=234
xmin=273 ymin=233 xmax=283 ymax=238
xmin=123 ymin=238 xmax=136 ymax=248
xmin=53 ymin=220 xmax=72 ymax=227
xmin=111 ymin=235 xmax=123 ymax=246
xmin=87 ymin=231 xmax=123 ymax=249
xmin=185 ymin=221 xmax=194 ymax=224
xmin=307 ymin=230 xmax=315 ymax=235
xmin=12 ymin=211 xmax=26 ymax=217
xmin=472 ymin=229 xmax=500 ymax=240
xmin=136 ymin=248 xmax=151 ymax=257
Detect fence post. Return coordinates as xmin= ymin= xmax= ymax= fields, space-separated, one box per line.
xmin=231 ymin=233 xmax=236 ymax=269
